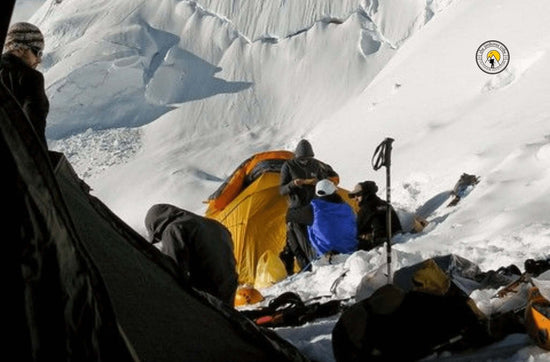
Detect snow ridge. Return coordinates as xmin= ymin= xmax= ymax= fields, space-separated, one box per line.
xmin=37 ymin=0 xmax=453 ymax=141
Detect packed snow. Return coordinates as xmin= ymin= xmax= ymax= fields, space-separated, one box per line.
xmin=9 ymin=0 xmax=44 ymax=25
xmin=14 ymin=0 xmax=550 ymax=360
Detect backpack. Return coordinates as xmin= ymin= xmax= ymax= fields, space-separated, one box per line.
xmin=332 ymin=260 xmax=493 ymax=361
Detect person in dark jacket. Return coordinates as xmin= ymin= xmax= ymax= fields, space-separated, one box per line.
xmin=0 ymin=22 xmax=49 ymax=147
xmin=307 ymin=179 xmax=357 ymax=256
xmin=348 ymin=181 xmax=402 ymax=251
xmin=279 ymin=139 xmax=339 ymax=274
xmin=145 ymin=204 xmax=238 ymax=307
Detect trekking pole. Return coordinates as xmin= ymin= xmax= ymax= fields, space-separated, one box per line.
xmin=372 ymin=137 xmax=395 ymax=284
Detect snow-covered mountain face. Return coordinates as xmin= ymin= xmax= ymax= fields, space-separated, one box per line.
xmin=36 ymin=0 xmax=453 ymax=229
xmin=34 ymin=0 xmax=550 ymax=274
xmin=18 ymin=2 xmax=550 ymax=359
xmin=36 ymin=0 xmax=444 ymax=140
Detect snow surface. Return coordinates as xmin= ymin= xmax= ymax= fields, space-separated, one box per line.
xmin=18 ymin=0 xmax=550 ymax=360
xmin=9 ymin=0 xmax=45 ymax=25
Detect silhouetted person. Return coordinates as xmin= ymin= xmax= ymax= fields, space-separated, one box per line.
xmin=0 ymin=22 xmax=49 ymax=147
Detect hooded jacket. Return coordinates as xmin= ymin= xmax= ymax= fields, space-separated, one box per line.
xmin=307 ymin=194 xmax=357 ymax=256
xmin=0 ymin=52 xmax=49 ymax=147
xmin=280 ymin=140 xmax=339 ymax=210
xmin=145 ymin=204 xmax=238 ymax=306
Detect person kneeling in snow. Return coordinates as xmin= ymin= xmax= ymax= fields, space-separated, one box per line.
xmin=348 ymin=181 xmax=402 ymax=251
xmin=307 ymin=179 xmax=357 ymax=256
xmin=145 ymin=204 xmax=238 ymax=307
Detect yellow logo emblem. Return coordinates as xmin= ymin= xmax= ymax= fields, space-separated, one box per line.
xmin=476 ymin=40 xmax=510 ymax=74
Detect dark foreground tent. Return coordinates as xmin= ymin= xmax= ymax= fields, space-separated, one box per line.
xmin=1 ymin=8 xmax=307 ymax=360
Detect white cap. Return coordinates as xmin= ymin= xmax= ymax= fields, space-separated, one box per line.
xmin=315 ymin=179 xmax=337 ymax=196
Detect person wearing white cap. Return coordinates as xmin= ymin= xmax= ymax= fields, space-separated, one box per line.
xmin=307 ymin=179 xmax=357 ymax=256
xmin=1 ymin=22 xmax=49 ymax=147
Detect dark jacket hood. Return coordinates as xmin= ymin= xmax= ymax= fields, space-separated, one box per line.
xmin=358 ymin=193 xmax=380 ymax=207
xmin=294 ymin=139 xmax=314 ymax=158
xmin=145 ymin=204 xmax=189 ymax=243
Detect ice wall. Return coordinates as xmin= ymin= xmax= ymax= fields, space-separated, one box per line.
xmin=33 ymin=0 xmax=450 ymax=139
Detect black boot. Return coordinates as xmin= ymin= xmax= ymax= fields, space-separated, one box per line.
xmin=279 ymin=245 xmax=295 ymax=276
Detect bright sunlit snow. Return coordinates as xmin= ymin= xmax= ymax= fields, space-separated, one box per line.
xmin=21 ymin=0 xmax=550 ymax=360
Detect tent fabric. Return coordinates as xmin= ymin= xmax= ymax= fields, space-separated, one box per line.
xmin=206 ymin=151 xmax=358 ymax=286
xmin=207 ymin=150 xmax=294 ymax=213
xmin=208 ymin=172 xmax=289 ymax=284
xmin=1 ymin=84 xmax=135 ymax=361
xmin=53 ymin=153 xmax=307 ymax=361
xmin=2 ymin=84 xmax=307 ymax=361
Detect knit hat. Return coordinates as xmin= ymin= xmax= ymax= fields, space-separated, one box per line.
xmin=316 ymin=179 xmax=337 ymax=197
xmin=4 ymin=22 xmax=44 ymax=53
xmin=294 ymin=139 xmax=314 ymax=158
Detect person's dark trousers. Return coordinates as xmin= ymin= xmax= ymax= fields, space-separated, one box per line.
xmin=279 ymin=243 xmax=295 ymax=276
xmin=280 ymin=222 xmax=316 ymax=275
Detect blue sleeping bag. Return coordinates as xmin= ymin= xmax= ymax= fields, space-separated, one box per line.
xmin=307 ymin=198 xmax=357 ymax=256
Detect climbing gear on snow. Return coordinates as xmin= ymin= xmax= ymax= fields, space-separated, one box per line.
xmin=234 ymin=285 xmax=265 ymax=306
xmin=493 ymin=257 xmax=550 ymax=299
xmin=240 ymin=292 xmax=344 ymax=328
xmin=447 ymin=173 xmax=480 ymax=207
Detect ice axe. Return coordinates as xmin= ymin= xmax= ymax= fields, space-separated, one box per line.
xmin=372 ymin=137 xmax=395 ymax=284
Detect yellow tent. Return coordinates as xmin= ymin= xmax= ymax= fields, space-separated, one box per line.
xmin=205 ymin=150 xmax=357 ymax=286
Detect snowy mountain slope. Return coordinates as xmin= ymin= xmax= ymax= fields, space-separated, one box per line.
xmin=39 ymin=0 xmax=549 ymax=266
xmin=308 ymin=0 xmax=550 ymax=270
xmin=9 ymin=0 xmax=44 ymax=24
xmin=34 ymin=0 xmax=451 ymax=139
xmin=36 ymin=0 xmax=453 ymax=230
xmin=16 ymin=0 xmax=550 ymax=360
xmin=197 ymin=0 xmax=445 ymax=45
